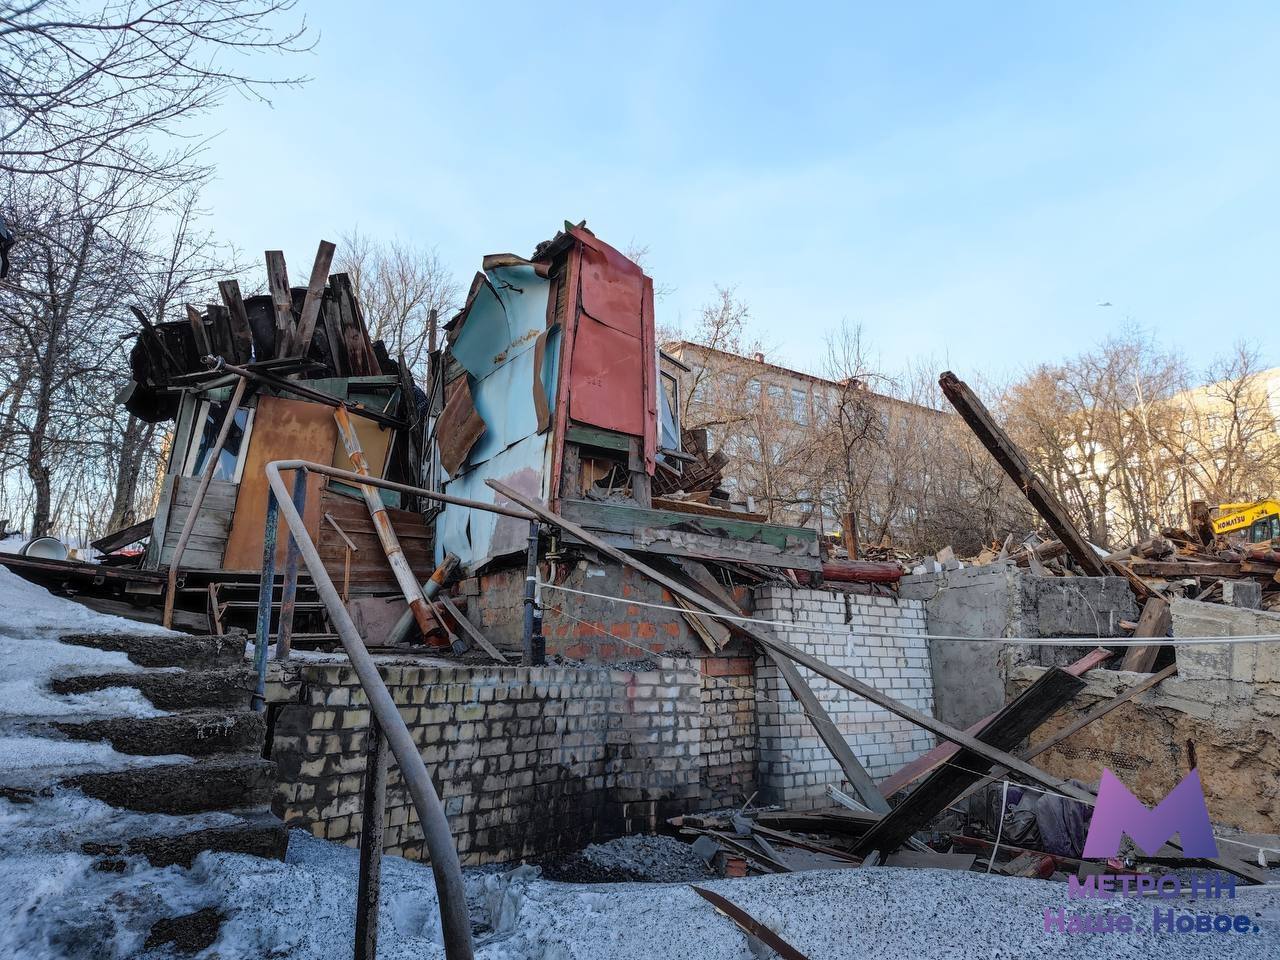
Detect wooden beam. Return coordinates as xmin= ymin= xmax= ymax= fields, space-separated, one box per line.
xmin=765 ymin=649 xmax=890 ymax=815
xmin=852 ymin=667 xmax=1086 ymax=857
xmin=185 ymin=304 xmax=211 ymax=358
xmin=292 ymin=240 xmax=336 ymax=359
xmin=939 ymin=372 xmax=1108 ymax=577
xmin=1119 ymin=596 xmax=1171 ymax=672
xmin=218 ymin=279 xmax=254 ymax=364
xmin=1127 ymin=561 xmax=1243 ymax=578
xmin=264 ymin=250 xmax=294 ymax=359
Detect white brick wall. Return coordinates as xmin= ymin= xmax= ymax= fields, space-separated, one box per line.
xmin=753 ymin=587 xmax=936 ymax=809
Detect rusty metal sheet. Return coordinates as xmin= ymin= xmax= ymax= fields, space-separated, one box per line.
xmin=564 ymin=227 xmax=658 ymax=471
xmin=222 ymin=396 xmax=332 ymax=570
xmin=436 ymin=375 xmax=487 ymax=475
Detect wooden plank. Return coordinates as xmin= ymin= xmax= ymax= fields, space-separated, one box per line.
xmin=185 ymin=304 xmax=212 ymax=358
xmin=939 ymin=372 xmax=1108 ymax=576
xmin=852 ymin=667 xmax=1087 ymax=857
xmin=1127 ymin=561 xmax=1242 ymax=578
xmin=435 ymin=593 xmax=509 ymax=664
xmin=877 ymin=647 xmax=1114 ymax=797
xmin=766 ymin=649 xmax=890 ymax=815
xmin=953 ymin=664 xmax=1181 ymax=811
xmin=560 ymin=498 xmax=820 ymax=572
xmin=1120 ymin=596 xmax=1171 ymax=671
xmin=265 ymin=250 xmax=295 ymax=359
xmin=566 ymin=425 xmax=631 ymax=452
xmin=330 ymin=273 xmax=376 ymax=376
xmin=293 ymin=240 xmax=337 ymax=358
xmin=91 ymin=517 xmax=154 ymax=554
xmin=690 ymin=887 xmax=809 ymax=960
xmin=218 ymin=280 xmax=255 ymax=364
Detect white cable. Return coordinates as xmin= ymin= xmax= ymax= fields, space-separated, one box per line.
xmin=987 ymin=779 xmax=1009 ymax=873
xmin=537 ymin=580 xmax=1280 ymax=646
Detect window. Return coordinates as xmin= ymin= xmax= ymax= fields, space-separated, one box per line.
xmin=768 ymin=383 xmax=785 ymax=409
xmin=691 ymin=367 xmax=709 ymax=403
xmin=744 ymin=436 xmax=762 ymax=460
xmin=791 ymin=387 xmax=809 ymax=425
xmin=746 ymin=379 xmax=761 ymax=405
xmin=658 ymin=371 xmax=681 ymax=453
xmin=184 ymin=401 xmax=253 ymax=482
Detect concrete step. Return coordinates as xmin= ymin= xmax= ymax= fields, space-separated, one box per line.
xmin=48 ymin=666 xmax=257 ymax=711
xmin=54 ymin=711 xmax=266 ymax=757
xmin=66 ymin=756 xmax=277 ymax=815
xmin=58 ymin=632 xmax=246 ymax=670
xmin=81 ymin=809 xmax=288 ymax=868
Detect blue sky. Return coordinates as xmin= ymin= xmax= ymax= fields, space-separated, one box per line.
xmin=192 ymin=2 xmax=1280 ymax=383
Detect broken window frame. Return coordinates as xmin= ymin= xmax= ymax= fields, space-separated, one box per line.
xmin=181 ymin=399 xmax=255 ymax=483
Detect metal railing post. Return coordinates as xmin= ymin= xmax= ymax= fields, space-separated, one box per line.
xmin=264 ymin=460 xmax=475 ymax=960
xmin=276 ymin=467 xmax=308 ymax=661
xmin=355 ymin=717 xmax=388 ymax=960
xmin=252 ymin=489 xmax=278 ymax=713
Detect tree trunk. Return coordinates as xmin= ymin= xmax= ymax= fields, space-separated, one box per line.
xmin=106 ymin=414 xmax=155 ymax=532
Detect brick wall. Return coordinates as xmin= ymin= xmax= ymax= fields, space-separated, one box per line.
xmin=699 ymin=656 xmax=758 ymax=807
xmin=271 ymin=658 xmax=702 ymax=864
xmin=752 ymin=587 xmax=936 ymax=809
xmin=463 ymin=563 xmax=705 ymax=661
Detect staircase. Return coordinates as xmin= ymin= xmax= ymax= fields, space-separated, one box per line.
xmin=4 ymin=630 xmax=287 ymax=869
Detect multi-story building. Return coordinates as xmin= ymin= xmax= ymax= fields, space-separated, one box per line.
xmin=661 ymin=341 xmax=947 ymax=547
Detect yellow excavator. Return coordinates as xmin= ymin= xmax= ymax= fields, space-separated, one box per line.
xmin=1211 ymin=500 xmax=1280 ymax=543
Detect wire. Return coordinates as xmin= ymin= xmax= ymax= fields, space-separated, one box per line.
xmin=538 ymin=580 xmax=1280 ymax=646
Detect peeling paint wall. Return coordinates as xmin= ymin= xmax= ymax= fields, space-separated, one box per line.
xmin=436 ymin=263 xmax=559 ymax=569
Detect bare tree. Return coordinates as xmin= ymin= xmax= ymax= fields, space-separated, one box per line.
xmin=0 ymin=0 xmax=311 ymax=179
xmin=336 ymin=228 xmax=459 ymax=376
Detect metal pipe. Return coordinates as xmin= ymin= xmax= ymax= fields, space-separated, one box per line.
xmin=252 ymin=489 xmax=278 ymax=713
xmin=266 ymin=459 xmax=536 ymax=521
xmin=386 ymin=554 xmax=460 ymax=647
xmin=333 ymin=407 xmax=442 ymax=646
xmin=355 ymin=717 xmax=388 ymax=960
xmin=265 ymin=460 xmax=474 ymax=960
xmin=276 ymin=467 xmax=308 ymax=661
xmin=522 ymin=520 xmax=542 ymax=666
xmin=163 ymin=376 xmax=249 ymax=628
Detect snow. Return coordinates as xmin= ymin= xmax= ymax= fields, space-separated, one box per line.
xmin=3 ymin=820 xmax=1276 ymax=960
xmin=0 ymin=567 xmax=172 ymax=720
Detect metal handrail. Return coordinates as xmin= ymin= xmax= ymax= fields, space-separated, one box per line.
xmin=258 ymin=458 xmax=525 ymax=960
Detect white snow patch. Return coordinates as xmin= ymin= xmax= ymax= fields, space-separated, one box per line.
xmin=0 ymin=567 xmax=174 ymax=720
xmin=0 ymin=735 xmax=188 ymax=786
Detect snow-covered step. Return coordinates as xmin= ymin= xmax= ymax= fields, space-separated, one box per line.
xmin=48 ymin=665 xmax=258 ymax=710
xmin=58 ymin=631 xmax=247 ymax=670
xmin=53 ymin=711 xmax=266 ymax=757
xmin=80 ymin=808 xmax=288 ymax=868
xmin=65 ymin=755 xmax=278 ymax=815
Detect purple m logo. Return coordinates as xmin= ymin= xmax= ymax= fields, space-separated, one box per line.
xmin=1082 ymin=768 xmax=1218 ymax=858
